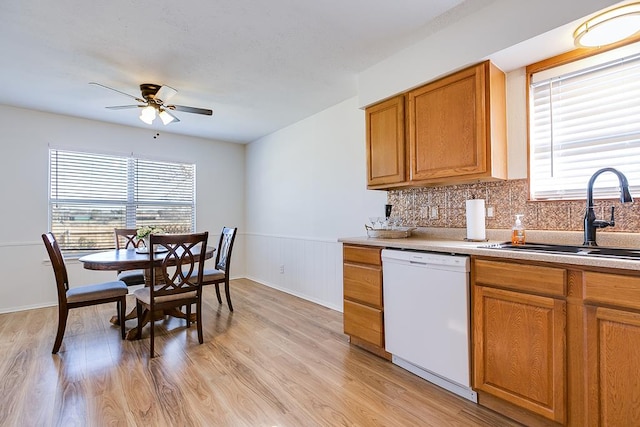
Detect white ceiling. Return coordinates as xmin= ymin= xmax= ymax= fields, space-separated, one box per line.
xmin=0 ymin=0 xmax=505 ymax=143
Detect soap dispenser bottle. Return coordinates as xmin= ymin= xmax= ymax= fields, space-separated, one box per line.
xmin=512 ymin=214 xmax=526 ymax=245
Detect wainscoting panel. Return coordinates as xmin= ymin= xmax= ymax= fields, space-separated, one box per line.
xmin=244 ymin=233 xmax=343 ymax=312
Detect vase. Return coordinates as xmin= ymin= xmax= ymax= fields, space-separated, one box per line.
xmin=143 ymin=237 xmax=151 ymax=252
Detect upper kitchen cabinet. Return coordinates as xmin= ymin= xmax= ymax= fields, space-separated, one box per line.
xmin=365 ymin=95 xmax=406 ymax=188
xmin=408 ymin=61 xmax=507 ymax=184
xmin=365 ymin=61 xmax=507 ymax=190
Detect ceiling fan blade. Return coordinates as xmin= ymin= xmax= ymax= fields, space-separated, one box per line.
xmin=90 ymin=82 xmax=146 ymax=103
xmin=169 ymin=105 xmax=213 ymax=116
xmin=106 ymin=105 xmax=145 ymax=110
xmin=155 ymin=85 xmax=177 ymax=104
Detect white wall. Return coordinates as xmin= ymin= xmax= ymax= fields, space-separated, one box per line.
xmin=0 ymin=105 xmax=245 ymax=313
xmin=245 ymin=97 xmax=386 ymax=310
xmin=242 ymin=1 xmax=625 ymax=310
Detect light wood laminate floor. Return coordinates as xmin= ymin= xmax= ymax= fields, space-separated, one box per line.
xmin=0 ymin=278 xmax=519 ymax=426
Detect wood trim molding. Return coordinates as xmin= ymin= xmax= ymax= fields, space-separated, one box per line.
xmin=526 ymin=35 xmax=640 ymax=75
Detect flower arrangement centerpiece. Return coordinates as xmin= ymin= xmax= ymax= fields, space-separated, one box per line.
xmin=136 ymin=226 xmax=165 ymax=250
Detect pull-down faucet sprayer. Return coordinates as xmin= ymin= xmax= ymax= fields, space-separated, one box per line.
xmin=583 ymin=167 xmax=633 ymax=246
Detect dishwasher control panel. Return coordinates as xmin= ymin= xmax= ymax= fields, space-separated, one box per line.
xmin=382 ymin=249 xmax=469 ymax=271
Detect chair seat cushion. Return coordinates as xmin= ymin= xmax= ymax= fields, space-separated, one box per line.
xmin=66 ymin=281 xmax=128 ymax=304
xmin=185 ymin=268 xmax=225 ymax=284
xmin=117 ymin=269 xmax=146 ymax=286
xmin=201 ymin=268 xmax=225 ymax=283
xmin=133 ymin=286 xmax=197 ymax=305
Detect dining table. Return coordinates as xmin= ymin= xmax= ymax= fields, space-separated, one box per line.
xmin=79 ymin=245 xmax=216 ymax=340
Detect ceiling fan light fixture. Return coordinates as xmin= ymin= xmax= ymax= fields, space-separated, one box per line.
xmin=159 ymin=109 xmax=175 ymax=125
xmin=140 ymin=106 xmax=156 ymax=124
xmin=92 ymin=82 xmax=213 ymax=124
xmin=574 ymin=3 xmax=640 ymax=47
xmin=139 ymin=114 xmax=154 ymax=125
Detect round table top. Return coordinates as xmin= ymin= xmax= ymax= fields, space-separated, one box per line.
xmin=78 ymin=246 xmax=216 ymax=271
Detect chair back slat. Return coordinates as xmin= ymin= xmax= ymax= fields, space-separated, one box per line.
xmin=149 ymin=232 xmax=209 ymax=299
xmin=41 ymin=232 xmax=70 ymax=302
xmin=114 ymin=228 xmax=142 ymax=250
xmin=215 ymin=227 xmax=237 ymax=272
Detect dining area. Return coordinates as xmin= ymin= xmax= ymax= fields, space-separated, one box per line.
xmin=0 ymin=240 xmax=518 ymax=427
xmin=41 ymin=226 xmax=238 ymax=358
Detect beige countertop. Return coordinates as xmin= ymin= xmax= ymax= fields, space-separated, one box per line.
xmin=339 ymin=228 xmax=640 ymax=272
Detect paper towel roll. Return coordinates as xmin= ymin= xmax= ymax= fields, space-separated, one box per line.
xmin=466 ymin=199 xmax=486 ymax=241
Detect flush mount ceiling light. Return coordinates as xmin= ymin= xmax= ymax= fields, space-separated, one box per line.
xmin=574 ymin=3 xmax=640 ymax=47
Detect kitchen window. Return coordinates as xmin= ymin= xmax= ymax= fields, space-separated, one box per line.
xmin=528 ymin=42 xmax=640 ymax=200
xmin=49 ymin=149 xmax=195 ymax=254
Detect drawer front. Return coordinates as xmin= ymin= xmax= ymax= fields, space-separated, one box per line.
xmin=584 ymin=271 xmax=640 ymax=311
xmin=344 ymin=300 xmax=384 ymax=347
xmin=344 ymin=263 xmax=382 ymax=307
xmin=343 ymin=245 xmax=382 ymax=266
xmin=474 ymin=258 xmax=566 ymax=297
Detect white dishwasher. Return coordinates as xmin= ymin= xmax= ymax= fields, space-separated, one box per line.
xmin=382 ymin=249 xmax=477 ymax=402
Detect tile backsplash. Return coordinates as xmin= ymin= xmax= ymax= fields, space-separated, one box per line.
xmin=387 ymin=179 xmax=640 ymax=233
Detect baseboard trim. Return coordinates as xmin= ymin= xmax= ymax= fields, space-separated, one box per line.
xmin=0 ymin=301 xmax=56 ymax=315
xmin=244 ymin=275 xmax=342 ymax=312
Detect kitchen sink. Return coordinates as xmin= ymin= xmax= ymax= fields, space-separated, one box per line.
xmin=484 ymin=242 xmax=640 ymax=260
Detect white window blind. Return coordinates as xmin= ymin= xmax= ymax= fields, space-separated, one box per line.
xmin=529 ymin=46 xmax=640 ymax=200
xmin=49 ymin=149 xmax=195 ymax=253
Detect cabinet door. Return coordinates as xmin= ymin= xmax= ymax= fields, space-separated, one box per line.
xmin=585 ymin=306 xmax=640 ymax=425
xmin=366 ymin=95 xmax=405 ymax=188
xmin=408 ymin=63 xmax=484 ymax=181
xmin=583 ymin=270 xmax=640 ymax=424
xmin=408 ymin=61 xmax=507 ymax=184
xmin=473 ymin=286 xmax=566 ymax=423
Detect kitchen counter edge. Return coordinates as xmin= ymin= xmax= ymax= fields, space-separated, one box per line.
xmin=338 ymin=235 xmax=640 ymax=271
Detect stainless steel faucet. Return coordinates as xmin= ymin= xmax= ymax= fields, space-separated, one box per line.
xmin=583 ymin=167 xmax=633 ymax=246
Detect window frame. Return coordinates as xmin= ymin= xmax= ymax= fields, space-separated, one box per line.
xmin=48 ymin=148 xmax=196 ymax=255
xmin=526 ymin=35 xmax=640 ymax=201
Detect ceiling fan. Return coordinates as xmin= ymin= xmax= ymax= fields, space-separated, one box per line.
xmin=90 ymin=82 xmax=213 ymax=125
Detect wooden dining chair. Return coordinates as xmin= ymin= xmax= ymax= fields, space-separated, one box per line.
xmin=200 ymin=227 xmax=238 ymax=311
xmin=114 ymin=228 xmax=146 ymax=286
xmin=134 ymin=232 xmax=209 ymax=358
xmin=42 ymin=232 xmax=128 ymax=354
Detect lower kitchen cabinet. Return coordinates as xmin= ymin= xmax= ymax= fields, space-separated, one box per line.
xmin=343 ymin=299 xmax=383 ymax=346
xmin=337 ymin=242 xmax=640 ymax=425
xmin=473 ymin=257 xmax=640 ymax=426
xmin=342 ymin=244 xmax=390 ymax=359
xmin=472 ymin=258 xmax=567 ymax=425
xmin=583 ymin=271 xmax=640 ymax=426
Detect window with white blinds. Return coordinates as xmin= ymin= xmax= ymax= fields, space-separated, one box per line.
xmin=49 ymin=149 xmax=195 ymax=254
xmin=529 ymin=44 xmax=640 ymax=200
